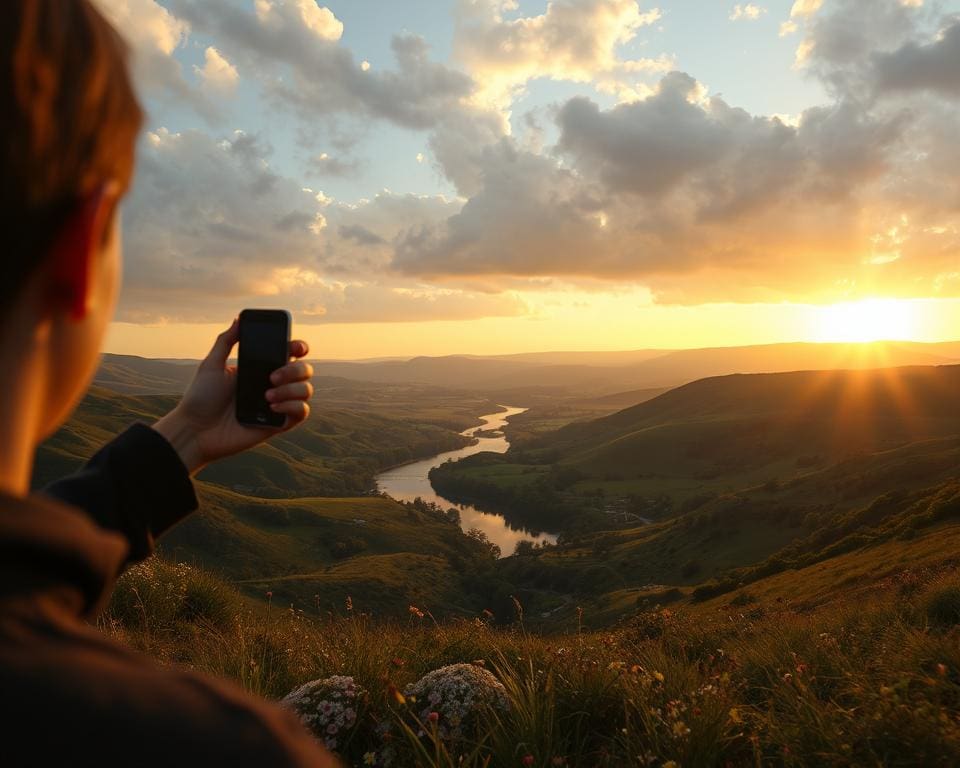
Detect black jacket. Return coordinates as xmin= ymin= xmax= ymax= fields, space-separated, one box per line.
xmin=0 ymin=424 xmax=338 ymax=767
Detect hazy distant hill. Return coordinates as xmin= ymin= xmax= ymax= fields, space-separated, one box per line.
xmin=95 ymin=354 xmax=196 ymax=394
xmin=309 ymin=341 xmax=960 ymax=396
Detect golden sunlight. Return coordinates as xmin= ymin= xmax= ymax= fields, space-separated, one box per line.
xmin=812 ymin=298 xmax=920 ymax=343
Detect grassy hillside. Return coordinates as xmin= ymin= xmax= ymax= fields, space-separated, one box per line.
xmin=161 ymin=489 xmax=507 ymax=617
xmin=33 ymin=384 xmax=491 ymax=497
xmin=431 ymin=366 xmax=960 ymax=620
xmin=103 ymin=547 xmax=960 ymax=767
xmin=434 ymin=366 xmax=960 ymax=523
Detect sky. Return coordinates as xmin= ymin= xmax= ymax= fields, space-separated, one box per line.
xmin=96 ymin=0 xmax=960 ymax=359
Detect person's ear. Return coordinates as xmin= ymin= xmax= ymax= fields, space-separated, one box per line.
xmin=45 ymin=182 xmax=120 ymax=320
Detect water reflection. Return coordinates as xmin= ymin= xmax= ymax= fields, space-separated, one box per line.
xmin=375 ymin=406 xmax=557 ymax=557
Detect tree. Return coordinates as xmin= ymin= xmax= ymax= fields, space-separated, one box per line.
xmin=465 ymin=528 xmax=501 ymax=560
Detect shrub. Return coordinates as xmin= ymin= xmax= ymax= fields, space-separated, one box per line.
xmin=925 ymin=584 xmax=960 ymax=628
xmin=404 ymin=663 xmax=509 ymax=743
xmin=281 ymin=676 xmax=368 ymax=754
xmin=110 ymin=558 xmax=239 ymax=632
xmin=330 ymin=537 xmax=368 ymax=559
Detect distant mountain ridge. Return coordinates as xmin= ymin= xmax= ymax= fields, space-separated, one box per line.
xmin=99 ymin=341 xmax=960 ymax=398
xmin=308 ymin=341 xmax=960 ymax=395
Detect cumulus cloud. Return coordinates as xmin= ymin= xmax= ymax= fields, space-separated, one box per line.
xmin=94 ymin=0 xmax=218 ymax=120
xmin=873 ymin=20 xmax=960 ymax=97
xmin=308 ymin=152 xmax=361 ymax=177
xmin=387 ymin=47 xmax=960 ymax=305
xmin=454 ymin=0 xmax=669 ymax=106
xmin=253 ymin=0 xmax=343 ymax=42
xmin=110 ymin=0 xmax=960 ymax=315
xmin=173 ymin=0 xmax=474 ymax=130
xmin=730 ymin=4 xmax=767 ymax=21
xmin=194 ymin=46 xmax=239 ymax=93
xmin=119 ymin=127 xmax=524 ymax=323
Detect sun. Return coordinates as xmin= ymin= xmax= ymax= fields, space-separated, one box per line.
xmin=812 ymin=298 xmax=920 ymax=343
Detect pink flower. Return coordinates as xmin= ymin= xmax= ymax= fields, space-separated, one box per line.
xmin=522 ymin=756 xmax=535 ymax=766
xmin=427 ymin=711 xmax=440 ymax=723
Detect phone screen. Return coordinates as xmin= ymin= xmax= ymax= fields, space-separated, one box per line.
xmin=236 ymin=309 xmax=290 ymax=427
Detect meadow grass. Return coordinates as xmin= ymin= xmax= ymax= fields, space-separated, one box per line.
xmin=101 ymin=557 xmax=960 ymax=767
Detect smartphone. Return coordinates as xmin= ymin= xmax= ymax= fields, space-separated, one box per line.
xmin=236 ymin=309 xmax=291 ymax=427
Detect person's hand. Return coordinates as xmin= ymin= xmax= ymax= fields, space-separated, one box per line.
xmin=152 ymin=318 xmax=314 ymax=474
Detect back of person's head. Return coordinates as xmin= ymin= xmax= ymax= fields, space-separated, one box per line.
xmin=1 ymin=0 xmax=142 ymax=312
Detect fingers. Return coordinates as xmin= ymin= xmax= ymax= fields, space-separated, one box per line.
xmin=269 ymin=399 xmax=310 ymax=428
xmin=270 ymin=360 xmax=313 ymax=386
xmin=266 ymin=380 xmax=313 ymax=403
xmin=201 ymin=318 xmax=239 ymax=371
xmin=288 ymin=339 xmax=309 ymax=359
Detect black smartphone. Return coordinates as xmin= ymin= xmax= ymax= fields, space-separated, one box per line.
xmin=236 ymin=309 xmax=291 ymax=427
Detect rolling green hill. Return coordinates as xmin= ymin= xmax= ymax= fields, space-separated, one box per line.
xmin=431 ymin=365 xmax=960 ymax=622
xmin=32 ymin=382 xmax=511 ymax=619
xmin=160 ymin=489 xmax=502 ymax=617
xmin=34 ymin=383 xmax=492 ymax=497
xmin=435 ymin=365 xmax=960 ymax=519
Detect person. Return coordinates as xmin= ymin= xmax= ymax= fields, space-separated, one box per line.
xmin=0 ymin=2 xmax=338 ymax=765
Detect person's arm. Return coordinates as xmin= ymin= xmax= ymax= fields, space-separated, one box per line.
xmin=44 ymin=318 xmax=314 ymax=565
xmin=43 ymin=423 xmax=198 ymax=563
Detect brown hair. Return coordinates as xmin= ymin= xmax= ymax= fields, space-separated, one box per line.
xmin=0 ymin=0 xmax=143 ymax=307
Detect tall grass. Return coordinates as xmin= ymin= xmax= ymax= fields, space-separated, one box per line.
xmin=100 ymin=559 xmax=960 ymax=766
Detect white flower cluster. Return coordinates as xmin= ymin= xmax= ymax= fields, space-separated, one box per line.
xmin=281 ymin=675 xmax=362 ymax=751
xmin=404 ymin=663 xmax=509 ymax=740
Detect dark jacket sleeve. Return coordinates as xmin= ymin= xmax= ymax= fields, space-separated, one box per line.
xmin=42 ymin=423 xmax=199 ymax=564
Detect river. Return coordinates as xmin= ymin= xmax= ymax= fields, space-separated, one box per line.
xmin=375 ymin=406 xmax=558 ymax=557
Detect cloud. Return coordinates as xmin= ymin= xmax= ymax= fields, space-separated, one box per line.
xmin=454 ymin=0 xmax=668 ymax=106
xmin=111 ymin=0 xmax=960 ymax=314
xmin=119 ymin=127 xmax=523 ymax=323
xmin=789 ymin=0 xmax=824 ymax=17
xmin=194 ymin=46 xmax=239 ymax=93
xmin=873 ymin=20 xmax=960 ymax=97
xmin=308 ymin=152 xmax=361 ymax=177
xmin=94 ymin=0 xmax=218 ymax=120
xmin=779 ymin=20 xmax=798 ymax=36
xmin=173 ymin=0 xmax=474 ymax=130
xmin=730 ymin=4 xmax=767 ymax=22
xmin=253 ymin=0 xmax=343 ymax=42
xmin=387 ymin=55 xmax=960 ymax=304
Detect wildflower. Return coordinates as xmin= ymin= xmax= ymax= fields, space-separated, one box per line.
xmin=409 ymin=605 xmax=424 ymax=619
xmin=391 ymin=657 xmax=405 ymax=668
xmin=363 ymin=753 xmax=376 ymax=766
xmin=482 ymin=608 xmax=494 ymax=619
xmin=345 ymin=595 xmax=353 ymax=612
xmin=937 ymin=663 xmax=948 ymax=676
xmin=388 ymin=684 xmax=406 ymax=705
xmin=404 ymin=663 xmax=509 ymax=742
xmin=266 ymin=591 xmax=273 ymax=600
xmin=653 ymin=671 xmax=665 ymax=683
xmin=281 ymin=676 xmax=366 ymax=748
xmin=663 ymin=762 xmax=678 ymax=768
xmin=672 ymin=721 xmax=690 ymax=738
xmin=522 ymin=756 xmax=535 ymax=766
